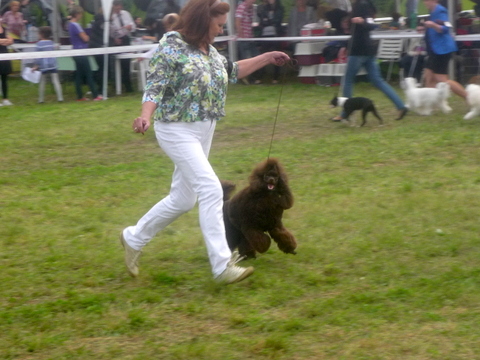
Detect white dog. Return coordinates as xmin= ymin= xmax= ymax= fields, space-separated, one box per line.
xmin=464 ymin=84 xmax=480 ymax=120
xmin=403 ymin=77 xmax=451 ymax=116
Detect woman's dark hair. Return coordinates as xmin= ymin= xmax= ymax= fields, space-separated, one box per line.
xmin=38 ymin=26 xmax=52 ymax=39
xmin=352 ymin=0 xmax=376 ymax=18
xmin=173 ymin=0 xmax=229 ymax=49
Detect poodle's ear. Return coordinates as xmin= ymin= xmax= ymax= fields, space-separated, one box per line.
xmin=279 ymin=170 xmax=288 ymax=185
xmin=248 ymin=160 xmax=266 ymax=188
xmin=272 ymin=160 xmax=288 ymax=185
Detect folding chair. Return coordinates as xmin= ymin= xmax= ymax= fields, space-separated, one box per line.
xmin=316 ymin=63 xmax=336 ymax=86
xmin=377 ymin=38 xmax=404 ymax=82
xmin=130 ymin=59 xmax=144 ymax=91
xmin=298 ymin=65 xmax=319 ymax=84
xmin=333 ymin=63 xmax=367 ymax=77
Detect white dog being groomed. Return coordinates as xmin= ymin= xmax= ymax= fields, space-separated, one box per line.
xmin=464 ymin=84 xmax=480 ymax=120
xmin=403 ymin=77 xmax=451 ymax=116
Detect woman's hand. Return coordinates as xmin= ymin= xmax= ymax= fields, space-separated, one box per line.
xmin=237 ymin=51 xmax=290 ymax=79
xmin=264 ymin=51 xmax=290 ymax=66
xmin=133 ymin=101 xmax=156 ymax=134
xmin=132 ymin=116 xmax=150 ymax=134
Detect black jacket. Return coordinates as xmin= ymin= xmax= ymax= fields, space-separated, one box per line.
xmin=348 ymin=0 xmax=377 ymax=56
xmin=257 ymin=2 xmax=284 ymax=37
xmin=89 ymin=14 xmax=106 ymax=48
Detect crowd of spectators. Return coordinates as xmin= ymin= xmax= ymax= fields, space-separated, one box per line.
xmin=0 ymin=0 xmax=184 ymax=103
xmin=0 ymin=0 xmax=479 ymax=102
xmin=0 ymin=17 xmax=14 ymax=106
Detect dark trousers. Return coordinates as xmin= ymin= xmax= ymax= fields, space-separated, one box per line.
xmin=119 ymin=57 xmax=133 ymax=92
xmin=73 ymin=56 xmax=98 ymax=99
xmin=93 ymin=54 xmax=105 ymax=91
xmin=1 ymin=74 xmax=7 ymax=99
xmin=113 ymin=36 xmax=133 ymax=93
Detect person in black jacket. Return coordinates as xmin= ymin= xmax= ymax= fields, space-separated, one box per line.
xmin=332 ymin=0 xmax=408 ymax=121
xmin=89 ymin=11 xmax=107 ymax=90
xmin=258 ymin=0 xmax=284 ymax=83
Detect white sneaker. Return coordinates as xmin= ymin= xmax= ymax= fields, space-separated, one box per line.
xmin=3 ymin=99 xmax=13 ymax=106
xmin=119 ymin=230 xmax=141 ymax=277
xmin=215 ymin=251 xmax=254 ymax=285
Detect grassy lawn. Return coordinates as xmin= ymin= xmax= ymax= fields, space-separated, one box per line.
xmin=1 ymin=74 xmax=480 ymax=359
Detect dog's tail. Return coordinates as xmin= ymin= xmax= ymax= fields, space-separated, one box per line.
xmin=220 ymin=180 xmax=236 ymax=201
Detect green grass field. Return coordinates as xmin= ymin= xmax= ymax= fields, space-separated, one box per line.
xmin=1 ymin=74 xmax=480 ymax=359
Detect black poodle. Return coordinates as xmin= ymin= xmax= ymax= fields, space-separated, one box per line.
xmin=222 ymin=158 xmax=297 ymax=258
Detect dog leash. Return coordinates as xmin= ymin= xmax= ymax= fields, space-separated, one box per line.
xmin=267 ymin=59 xmax=298 ymax=160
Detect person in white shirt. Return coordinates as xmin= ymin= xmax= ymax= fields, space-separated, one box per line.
xmin=110 ymin=0 xmax=135 ymax=92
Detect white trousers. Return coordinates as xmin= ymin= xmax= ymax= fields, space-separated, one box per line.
xmin=123 ymin=120 xmax=231 ymax=277
xmin=38 ymin=72 xmax=63 ymax=103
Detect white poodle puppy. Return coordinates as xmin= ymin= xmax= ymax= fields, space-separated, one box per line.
xmin=464 ymin=84 xmax=480 ymax=120
xmin=403 ymin=77 xmax=451 ymax=116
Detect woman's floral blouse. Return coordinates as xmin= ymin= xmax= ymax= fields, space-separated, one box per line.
xmin=143 ymin=31 xmax=239 ymax=122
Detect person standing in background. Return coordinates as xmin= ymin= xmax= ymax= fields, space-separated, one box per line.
xmin=1 ymin=1 xmax=25 ymax=41
xmin=235 ymin=0 xmax=262 ymax=84
xmin=89 ymin=9 xmax=107 ymax=91
xmin=110 ymin=0 xmax=135 ymax=93
xmin=68 ymin=6 xmax=102 ymax=101
xmin=257 ymin=0 xmax=284 ymax=84
xmin=20 ymin=0 xmax=33 ymax=40
xmin=0 ymin=24 xmax=13 ymax=106
xmin=33 ymin=26 xmax=63 ymax=103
